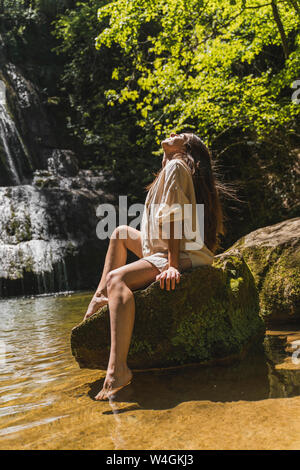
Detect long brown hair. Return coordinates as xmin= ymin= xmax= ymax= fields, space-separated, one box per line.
xmin=146 ymin=133 xmax=241 ymax=254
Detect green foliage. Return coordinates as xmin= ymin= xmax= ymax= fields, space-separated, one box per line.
xmin=52 ymin=0 xmax=158 ymax=202
xmin=0 ymin=1 xmax=72 ymax=43
xmin=1 ymin=0 xmax=299 ymax=242
xmin=0 ymin=1 xmax=74 ymax=89
xmin=94 ymin=0 xmax=300 ymax=144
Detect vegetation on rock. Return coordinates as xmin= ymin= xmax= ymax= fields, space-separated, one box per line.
xmin=71 ymin=252 xmax=265 ymax=369
xmin=225 ymin=217 xmax=300 ymax=324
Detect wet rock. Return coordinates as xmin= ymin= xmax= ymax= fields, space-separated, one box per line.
xmin=43 ymin=148 xmax=80 ymax=178
xmin=71 ymin=252 xmax=265 ymax=370
xmin=263 ymin=332 xmax=300 ymax=398
xmin=223 ymin=217 xmax=300 ymax=325
xmin=0 ymin=181 xmax=113 ymax=296
xmin=0 ymin=60 xmax=116 ymax=296
xmin=0 ymin=62 xmax=60 ymax=185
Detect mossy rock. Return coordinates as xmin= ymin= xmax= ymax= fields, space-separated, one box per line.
xmin=224 ymin=217 xmax=300 ymax=326
xmin=71 ymin=252 xmax=265 ymax=370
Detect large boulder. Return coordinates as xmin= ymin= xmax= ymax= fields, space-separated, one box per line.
xmin=223 ymin=217 xmax=300 ymax=325
xmin=71 ymin=252 xmax=265 ymax=370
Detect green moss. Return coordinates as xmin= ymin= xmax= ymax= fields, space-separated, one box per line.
xmin=71 ymin=252 xmax=265 ymax=370
xmin=24 ymin=255 xmax=34 ymax=273
xmin=20 ymin=213 xmax=32 ymax=241
xmin=6 ymin=202 xmax=32 ymax=242
xmin=237 ymin=243 xmax=300 ymax=324
xmin=236 ymin=246 xmax=271 ymax=289
xmin=230 ymin=276 xmax=244 ymax=293
xmin=259 ymin=247 xmax=300 ymax=323
xmin=129 ymin=340 xmax=154 ymax=357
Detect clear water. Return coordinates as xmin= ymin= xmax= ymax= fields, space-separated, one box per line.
xmin=0 ymin=291 xmax=299 ymax=450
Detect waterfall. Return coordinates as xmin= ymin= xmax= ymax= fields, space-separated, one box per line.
xmin=61 ymin=259 xmax=69 ymax=292
xmin=0 ymin=64 xmax=109 ymax=298
xmin=0 ymin=77 xmax=33 ymax=186
xmin=0 ymin=102 xmax=22 ymax=185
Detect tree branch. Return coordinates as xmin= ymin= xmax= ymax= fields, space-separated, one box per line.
xmin=271 ymin=0 xmax=289 ymax=59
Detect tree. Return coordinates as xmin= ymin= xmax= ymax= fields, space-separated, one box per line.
xmin=92 ymin=0 xmax=300 ymax=237
xmin=53 ymin=1 xmax=158 ymax=203
xmin=93 ymin=0 xmax=299 ymax=143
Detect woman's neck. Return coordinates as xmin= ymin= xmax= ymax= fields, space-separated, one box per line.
xmin=165 ymin=151 xmax=187 ymax=161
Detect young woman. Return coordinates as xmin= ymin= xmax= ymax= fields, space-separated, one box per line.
xmin=83 ymin=132 xmax=227 ymax=401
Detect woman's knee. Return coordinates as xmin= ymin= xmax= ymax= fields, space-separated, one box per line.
xmin=111 ymin=225 xmax=130 ymax=241
xmin=106 ymin=269 xmax=123 ymax=290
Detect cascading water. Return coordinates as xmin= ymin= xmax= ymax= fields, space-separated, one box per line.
xmin=0 ymin=101 xmax=22 ymax=185
xmin=0 ymin=63 xmax=112 ymax=297
xmin=0 ymin=78 xmax=25 ymax=185
xmin=0 ymin=100 xmax=36 ymax=186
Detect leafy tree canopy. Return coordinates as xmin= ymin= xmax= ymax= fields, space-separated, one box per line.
xmin=95 ymin=0 xmax=300 ymax=148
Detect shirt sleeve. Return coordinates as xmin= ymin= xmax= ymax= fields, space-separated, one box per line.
xmin=155 ymin=159 xmax=192 ymax=226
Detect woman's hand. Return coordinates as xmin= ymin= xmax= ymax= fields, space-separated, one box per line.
xmin=156 ymin=266 xmax=181 ymax=290
xmin=83 ymin=291 xmax=108 ymax=321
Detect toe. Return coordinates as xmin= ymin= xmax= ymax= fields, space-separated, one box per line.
xmin=95 ymin=388 xmax=107 ymax=401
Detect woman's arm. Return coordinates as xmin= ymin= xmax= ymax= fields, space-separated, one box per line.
xmin=156 ymin=220 xmax=181 ymax=290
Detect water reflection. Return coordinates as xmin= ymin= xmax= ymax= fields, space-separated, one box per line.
xmin=0 ymin=292 xmax=88 ymax=404
xmin=0 ymin=415 xmax=69 ymax=437
xmin=0 ymin=291 xmax=299 ymax=444
xmin=88 ymin=338 xmax=300 ymax=413
xmin=89 ymin=346 xmax=267 ymax=411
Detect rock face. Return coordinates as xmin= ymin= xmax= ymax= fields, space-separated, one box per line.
xmin=71 ymin=252 xmax=265 ymax=370
xmin=263 ymin=332 xmax=300 ymax=398
xmin=0 ymin=61 xmax=114 ymax=296
xmin=0 ymin=62 xmax=61 ymax=186
xmin=0 ymin=176 xmax=112 ymax=296
xmin=223 ymin=217 xmax=300 ymax=325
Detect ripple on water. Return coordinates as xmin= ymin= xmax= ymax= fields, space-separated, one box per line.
xmin=0 ymin=416 xmax=69 ymax=437
xmin=0 ymin=399 xmax=54 ymax=418
xmin=0 ymin=291 xmax=300 ymax=449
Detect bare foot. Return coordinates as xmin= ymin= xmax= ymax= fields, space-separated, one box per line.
xmin=95 ymin=368 xmax=133 ymax=401
xmin=83 ymin=291 xmax=108 ymax=321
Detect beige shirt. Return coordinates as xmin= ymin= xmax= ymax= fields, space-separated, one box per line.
xmin=141 ymin=158 xmax=215 ymax=268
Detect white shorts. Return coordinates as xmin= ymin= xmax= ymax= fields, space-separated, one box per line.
xmin=142 ymin=250 xmax=213 ymax=273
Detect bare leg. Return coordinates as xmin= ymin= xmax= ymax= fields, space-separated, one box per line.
xmin=83 ymin=225 xmax=143 ymax=320
xmin=94 ymin=257 xmax=192 ymax=401
xmin=94 ymin=258 xmax=160 ymax=400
